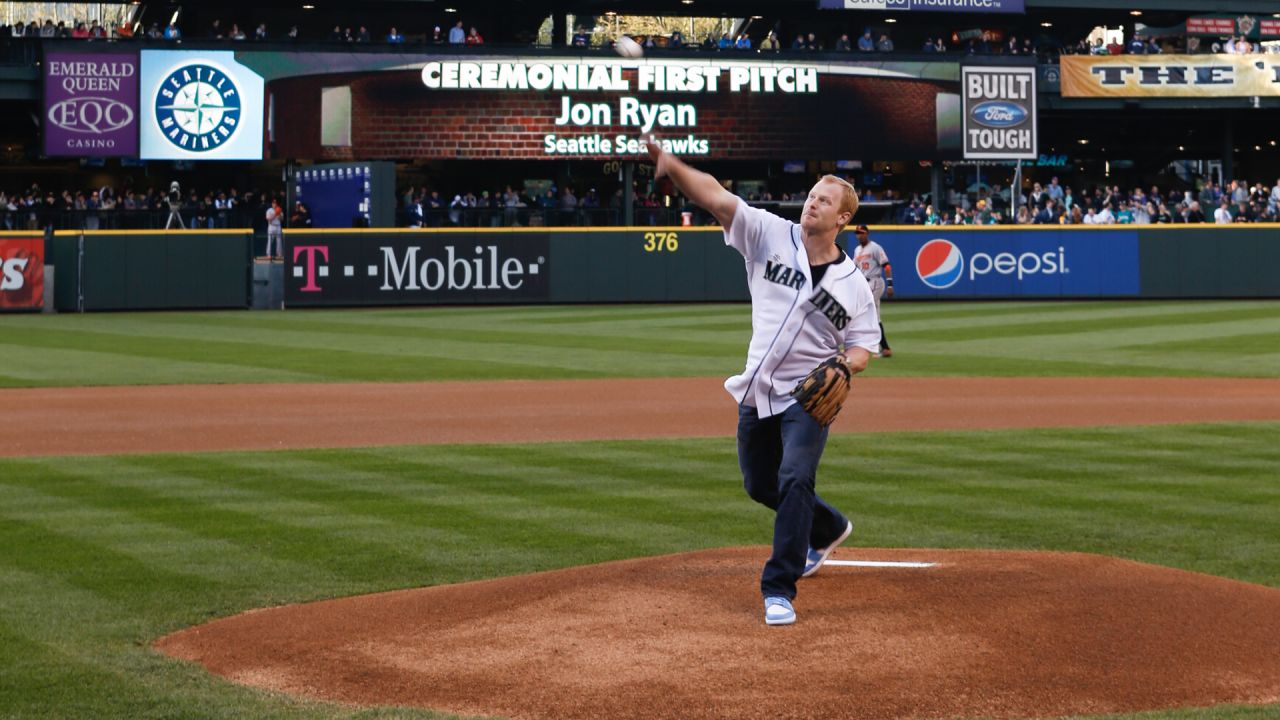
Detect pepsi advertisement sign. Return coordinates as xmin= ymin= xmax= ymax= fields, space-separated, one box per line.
xmin=863 ymin=230 xmax=1139 ymax=298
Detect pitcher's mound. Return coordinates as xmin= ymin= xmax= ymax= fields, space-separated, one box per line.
xmin=156 ymin=548 xmax=1280 ymax=720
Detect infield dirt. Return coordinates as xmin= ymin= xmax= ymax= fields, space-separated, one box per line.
xmin=4 ymin=376 xmax=1280 ymax=457
xmin=156 ymin=548 xmax=1280 ymax=720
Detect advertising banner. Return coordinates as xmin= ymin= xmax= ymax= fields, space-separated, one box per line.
xmin=1060 ymin=55 xmax=1280 ymax=98
xmin=284 ymin=233 xmax=551 ymax=307
xmin=864 ymin=229 xmax=1139 ymax=298
xmin=1185 ymin=14 xmax=1280 ymax=40
xmin=818 ymin=0 xmax=1024 ymax=12
xmin=962 ymin=64 xmax=1036 ymax=160
xmin=43 ymin=51 xmax=138 ymax=157
xmin=139 ymin=50 xmax=265 ymax=160
xmin=0 ymin=237 xmax=45 ymax=311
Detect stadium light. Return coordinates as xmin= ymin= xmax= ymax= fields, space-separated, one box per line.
xmin=1041 ymin=22 xmax=1053 ymax=27
xmin=1130 ymin=10 xmax=1143 ymax=16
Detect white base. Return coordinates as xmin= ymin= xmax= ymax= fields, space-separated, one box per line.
xmin=824 ymin=560 xmax=936 ymax=568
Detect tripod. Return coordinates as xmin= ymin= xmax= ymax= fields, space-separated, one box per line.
xmin=165 ymin=201 xmax=186 ymax=230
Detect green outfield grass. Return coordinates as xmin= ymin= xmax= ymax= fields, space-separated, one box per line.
xmin=1 ymin=424 xmax=1278 ymax=720
xmin=2 ymin=300 xmax=1278 ymax=719
xmin=0 ymin=300 xmax=1278 ymax=387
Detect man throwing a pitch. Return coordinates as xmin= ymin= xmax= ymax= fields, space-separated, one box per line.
xmin=644 ymin=136 xmax=881 ymax=626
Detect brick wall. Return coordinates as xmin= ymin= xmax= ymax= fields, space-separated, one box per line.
xmin=271 ymin=69 xmax=956 ymax=161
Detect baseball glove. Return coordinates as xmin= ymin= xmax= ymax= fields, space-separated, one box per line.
xmin=790 ymin=356 xmax=853 ymax=427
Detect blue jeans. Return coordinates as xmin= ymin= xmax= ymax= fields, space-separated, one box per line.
xmin=738 ymin=402 xmax=849 ymax=600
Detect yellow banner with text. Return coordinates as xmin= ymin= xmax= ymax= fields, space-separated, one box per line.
xmin=1060 ymin=54 xmax=1280 ymax=97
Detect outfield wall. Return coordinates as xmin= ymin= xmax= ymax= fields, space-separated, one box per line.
xmin=42 ymin=225 xmax=1280 ymax=311
xmin=51 ymin=230 xmax=252 ymax=312
xmin=282 ymin=225 xmax=1280 ymax=307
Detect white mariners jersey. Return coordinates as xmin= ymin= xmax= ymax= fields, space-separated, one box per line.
xmin=723 ymin=199 xmax=880 ymax=417
xmin=853 ymin=240 xmax=890 ymax=282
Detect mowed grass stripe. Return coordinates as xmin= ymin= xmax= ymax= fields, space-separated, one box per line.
xmin=1 ymin=300 xmax=1279 ymax=387
xmin=891 ymin=305 xmax=1280 ymax=343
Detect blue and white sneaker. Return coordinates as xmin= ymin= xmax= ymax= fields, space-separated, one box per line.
xmin=802 ymin=520 xmax=853 ymax=578
xmin=764 ymin=596 xmax=796 ymax=626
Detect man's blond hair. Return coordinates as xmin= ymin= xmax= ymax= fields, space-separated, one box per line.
xmin=819 ymin=174 xmax=859 ymax=221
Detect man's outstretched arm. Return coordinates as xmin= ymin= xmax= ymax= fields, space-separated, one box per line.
xmin=643 ymin=135 xmax=740 ymax=230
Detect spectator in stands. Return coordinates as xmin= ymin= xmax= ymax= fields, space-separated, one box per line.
xmin=858 ymin=29 xmax=874 ymax=52
xmin=806 ymin=32 xmax=822 ymax=51
xmin=286 ymin=25 xmax=298 ymax=40
xmin=116 ymin=21 xmax=133 ymax=39
xmin=1006 ymin=35 xmax=1019 ymax=54
xmin=933 ymin=37 xmax=946 ymax=52
xmin=329 ymin=25 xmax=343 ymax=42
xmin=922 ymin=36 xmax=937 ymax=52
xmin=1090 ymin=38 xmax=1107 ymax=55
xmin=734 ymin=33 xmax=751 ymax=50
xmin=387 ymin=26 xmax=404 ymax=43
xmin=291 ymin=201 xmax=312 ymax=228
xmin=572 ymin=27 xmax=589 ymax=47
xmin=448 ymin=20 xmax=465 ymax=44
xmin=1213 ymin=198 xmax=1232 ymax=224
xmin=1033 ymin=198 xmax=1059 ymax=224
xmin=670 ymin=30 xmax=685 ymax=48
xmin=466 ymin=27 xmax=484 ymax=45
xmin=719 ymin=33 xmax=732 ymax=50
xmin=254 ymin=23 xmax=268 ymax=41
xmin=164 ymin=22 xmax=181 ymax=41
xmin=1185 ymin=200 xmax=1205 ymax=223
xmin=71 ymin=22 xmax=88 ymax=39
xmin=355 ymin=25 xmax=370 ymax=43
xmin=209 ymin=19 xmax=223 ymax=39
xmin=89 ymin=20 xmax=106 ymax=39
xmin=759 ymin=31 xmax=779 ymax=51
xmin=229 ymin=24 xmax=246 ymax=40
xmin=431 ymin=26 xmax=444 ymax=43
xmin=835 ymin=33 xmax=852 ymax=51
xmin=1127 ymin=34 xmax=1147 ymax=54
xmin=560 ymin=186 xmax=579 ymax=225
xmin=791 ymin=33 xmax=806 ymax=50
xmin=1046 ymin=176 xmax=1064 ymax=204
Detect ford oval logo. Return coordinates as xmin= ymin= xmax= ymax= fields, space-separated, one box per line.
xmin=971 ymin=101 xmax=1026 ymax=129
xmin=47 ymin=97 xmax=134 ymax=134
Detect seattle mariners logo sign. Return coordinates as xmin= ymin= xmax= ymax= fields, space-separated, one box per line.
xmin=155 ymin=63 xmax=241 ymax=152
xmin=139 ymin=50 xmax=264 ymax=160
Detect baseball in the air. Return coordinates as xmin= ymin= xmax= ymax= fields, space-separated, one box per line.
xmin=615 ymin=35 xmax=644 ymax=58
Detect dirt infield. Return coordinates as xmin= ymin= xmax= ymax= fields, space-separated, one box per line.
xmin=4 ymin=376 xmax=1280 ymax=457
xmin=156 ymin=548 xmax=1280 ymax=720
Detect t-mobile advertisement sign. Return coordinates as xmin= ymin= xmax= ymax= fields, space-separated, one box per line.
xmin=43 ymin=51 xmax=138 ymax=157
xmin=962 ymin=64 xmax=1036 ymax=160
xmin=284 ymin=233 xmax=551 ymax=307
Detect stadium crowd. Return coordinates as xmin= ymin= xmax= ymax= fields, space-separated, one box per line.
xmin=8 ymin=174 xmax=1280 ymax=231
xmin=6 ymin=11 xmax=1278 ymax=60
xmin=0 ymin=183 xmax=302 ymax=233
